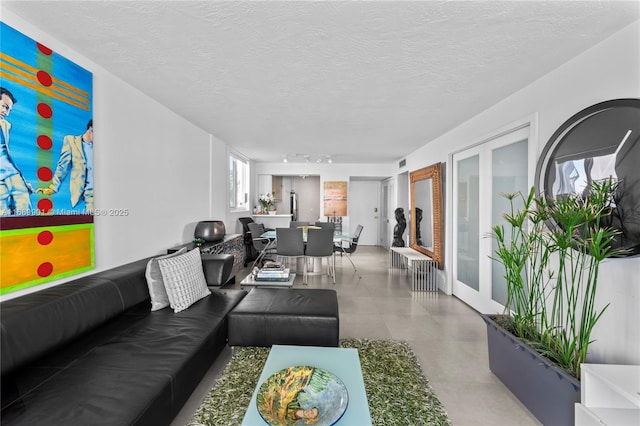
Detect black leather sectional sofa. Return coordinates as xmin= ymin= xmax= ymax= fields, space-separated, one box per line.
xmin=0 ymin=256 xmax=247 ymax=426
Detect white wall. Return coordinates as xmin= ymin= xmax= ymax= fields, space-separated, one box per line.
xmin=396 ymin=21 xmax=640 ymax=364
xmin=1 ymin=11 xmax=226 ymax=301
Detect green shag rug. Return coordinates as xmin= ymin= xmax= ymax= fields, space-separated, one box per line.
xmin=188 ymin=338 xmax=451 ymax=426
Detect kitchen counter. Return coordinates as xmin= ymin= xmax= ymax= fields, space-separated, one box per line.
xmin=251 ymin=214 xmax=292 ymax=228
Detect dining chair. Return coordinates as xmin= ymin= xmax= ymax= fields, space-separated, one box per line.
xmin=305 ymin=228 xmax=336 ymax=284
xmin=334 ymin=224 xmax=363 ymax=278
xmin=289 ymin=221 xmax=310 ymax=228
xmin=238 ymin=217 xmax=257 ymax=266
xmin=248 ymin=222 xmax=276 ymax=268
xmin=275 ymin=227 xmax=305 ymax=279
xmin=314 ymin=221 xmax=335 ymax=231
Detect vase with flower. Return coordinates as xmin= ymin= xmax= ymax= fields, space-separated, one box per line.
xmin=258 ymin=193 xmax=274 ymax=214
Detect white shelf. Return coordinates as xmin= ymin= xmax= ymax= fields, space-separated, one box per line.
xmin=576 ymin=364 xmax=640 ymax=426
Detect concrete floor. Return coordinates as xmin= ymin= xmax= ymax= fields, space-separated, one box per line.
xmin=172 ymin=245 xmax=540 ymax=426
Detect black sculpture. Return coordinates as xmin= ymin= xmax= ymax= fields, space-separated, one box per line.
xmin=415 ymin=207 xmax=423 ymax=246
xmin=392 ymin=207 xmax=406 ymax=247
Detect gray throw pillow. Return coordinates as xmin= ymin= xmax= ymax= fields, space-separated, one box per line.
xmin=145 ymin=247 xmax=187 ymax=311
xmin=157 ymin=248 xmax=211 ymax=313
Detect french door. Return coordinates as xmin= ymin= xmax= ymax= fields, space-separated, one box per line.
xmin=451 ymin=125 xmax=534 ymax=313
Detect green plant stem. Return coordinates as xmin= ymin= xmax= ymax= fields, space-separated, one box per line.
xmin=490 ymin=179 xmax=623 ymax=378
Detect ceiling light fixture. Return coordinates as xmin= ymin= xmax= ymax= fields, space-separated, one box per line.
xmin=283 ymin=154 xmax=335 ymax=163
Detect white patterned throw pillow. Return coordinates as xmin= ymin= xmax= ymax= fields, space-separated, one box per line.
xmin=157 ymin=248 xmax=211 ymax=313
xmin=145 ymin=248 xmax=187 ymax=311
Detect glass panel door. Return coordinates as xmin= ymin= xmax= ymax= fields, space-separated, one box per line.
xmin=456 ymin=155 xmax=480 ymax=291
xmin=452 ymin=126 xmax=531 ymax=313
xmin=491 ymin=140 xmax=529 ymax=305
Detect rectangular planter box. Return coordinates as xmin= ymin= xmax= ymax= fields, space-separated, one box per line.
xmin=481 ymin=314 xmax=581 ymax=426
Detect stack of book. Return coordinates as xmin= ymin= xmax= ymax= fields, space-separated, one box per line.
xmin=256 ymin=262 xmax=291 ymax=282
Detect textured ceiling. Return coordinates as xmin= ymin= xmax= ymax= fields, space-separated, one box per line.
xmin=3 ymin=1 xmax=639 ymax=163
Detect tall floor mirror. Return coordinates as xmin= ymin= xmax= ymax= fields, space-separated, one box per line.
xmin=410 ymin=162 xmax=444 ymax=269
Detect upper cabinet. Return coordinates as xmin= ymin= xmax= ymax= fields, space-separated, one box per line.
xmin=258 ymin=175 xmax=272 ymax=197
xmin=257 ymin=175 xmax=283 ymax=201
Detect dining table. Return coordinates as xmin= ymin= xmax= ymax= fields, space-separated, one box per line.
xmin=259 ymin=229 xmax=353 ymax=274
xmin=260 ymin=229 xmax=352 ymax=244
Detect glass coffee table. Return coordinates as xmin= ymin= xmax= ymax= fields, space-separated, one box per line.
xmin=241 ymin=344 xmax=372 ymax=425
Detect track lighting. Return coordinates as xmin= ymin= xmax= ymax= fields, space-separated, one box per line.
xmin=282 ymin=154 xmax=335 ymax=163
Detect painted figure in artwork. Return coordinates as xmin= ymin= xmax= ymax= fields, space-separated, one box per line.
xmin=294 ymin=406 xmax=320 ymax=422
xmin=0 ymin=22 xmax=95 ymax=294
xmin=392 ymin=207 xmax=406 ymax=247
xmin=0 ymin=86 xmax=33 ymax=216
xmin=37 ymin=120 xmax=94 ymax=212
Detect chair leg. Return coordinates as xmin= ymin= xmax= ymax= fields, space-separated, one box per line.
xmin=251 ymin=250 xmax=265 ymax=270
xmin=344 ymin=253 xmax=361 ymax=279
xmin=347 ymin=255 xmax=355 ymax=271
xmin=251 ymin=240 xmax=275 ymax=269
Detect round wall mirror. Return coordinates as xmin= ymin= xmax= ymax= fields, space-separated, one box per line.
xmin=535 ymin=98 xmax=640 ymax=256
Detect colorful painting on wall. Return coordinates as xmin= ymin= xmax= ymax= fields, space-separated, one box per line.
xmin=0 ymin=22 xmax=94 ymax=295
xmin=323 ymin=181 xmax=347 ymax=217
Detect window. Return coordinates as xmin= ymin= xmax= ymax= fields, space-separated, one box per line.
xmin=229 ymin=153 xmax=249 ymax=210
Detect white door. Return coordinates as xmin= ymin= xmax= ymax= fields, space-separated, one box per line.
xmin=451 ymin=125 xmax=534 ymax=313
xmin=349 ymin=180 xmax=380 ymax=245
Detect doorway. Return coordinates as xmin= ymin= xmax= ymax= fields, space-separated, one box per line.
xmin=272 ymin=176 xmax=320 ymax=223
xmin=348 ymin=180 xmax=380 ymax=246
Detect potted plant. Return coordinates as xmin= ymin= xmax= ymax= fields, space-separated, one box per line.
xmin=484 ymin=178 xmax=624 ymax=425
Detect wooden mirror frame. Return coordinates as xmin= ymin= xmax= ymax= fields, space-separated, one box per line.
xmin=410 ymin=162 xmax=444 ymax=269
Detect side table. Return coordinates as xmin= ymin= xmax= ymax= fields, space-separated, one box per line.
xmin=167 ymin=233 xmax=245 ymax=281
